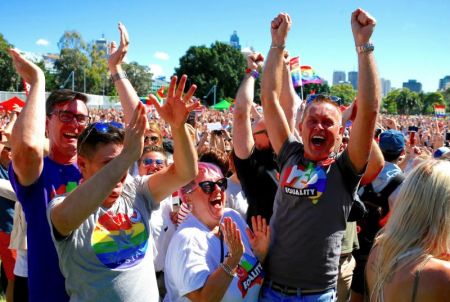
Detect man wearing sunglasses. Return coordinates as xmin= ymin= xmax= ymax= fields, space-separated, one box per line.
xmin=260 ymin=9 xmax=380 ymax=302
xmin=47 ymin=73 xmax=198 ymax=301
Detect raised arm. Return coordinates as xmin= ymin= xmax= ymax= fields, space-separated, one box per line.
xmin=347 ymin=9 xmax=381 ymax=173
xmin=9 ymin=49 xmax=46 ymax=186
xmin=108 ymin=23 xmax=140 ymax=124
xmin=232 ymin=53 xmax=262 ymax=159
xmin=260 ymin=13 xmax=292 ymax=155
xmin=279 ymin=51 xmax=301 ymax=133
xmin=51 ymin=103 xmax=147 ymax=236
xmin=146 ymin=75 xmax=199 ymax=202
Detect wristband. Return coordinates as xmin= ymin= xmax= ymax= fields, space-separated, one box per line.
xmin=245 ymin=68 xmax=259 ymax=79
xmin=111 ymin=71 xmax=128 ymax=82
xmin=356 ymin=42 xmax=374 ymax=54
xmin=220 ymin=262 xmax=236 ymax=278
xmin=270 ymin=44 xmax=285 ymax=49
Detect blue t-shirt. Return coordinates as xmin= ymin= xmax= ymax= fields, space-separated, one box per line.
xmin=0 ymin=164 xmax=14 ymax=233
xmin=9 ymin=156 xmax=81 ymax=302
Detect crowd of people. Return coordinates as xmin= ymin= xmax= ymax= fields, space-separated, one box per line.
xmin=0 ymin=7 xmax=449 ymax=302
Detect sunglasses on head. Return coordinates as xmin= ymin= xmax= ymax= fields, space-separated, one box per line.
xmin=77 ymin=122 xmax=124 ymax=153
xmin=197 ymin=178 xmax=228 ymax=194
xmin=145 ymin=136 xmax=159 ymax=143
xmin=306 ymin=94 xmax=343 ymax=106
xmin=143 ymin=158 xmax=165 ymax=166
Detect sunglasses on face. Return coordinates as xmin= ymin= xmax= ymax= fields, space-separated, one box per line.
xmin=306 ymin=94 xmax=343 ymax=106
xmin=197 ymin=178 xmax=228 ymax=194
xmin=142 ymin=158 xmax=165 ymax=166
xmin=145 ymin=136 xmax=160 ymax=143
xmin=50 ymin=110 xmax=90 ymax=125
xmin=77 ymin=122 xmax=124 ymax=153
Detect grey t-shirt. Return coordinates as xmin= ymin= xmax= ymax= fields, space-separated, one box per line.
xmin=267 ymin=135 xmax=362 ymax=289
xmin=48 ymin=175 xmax=160 ymax=302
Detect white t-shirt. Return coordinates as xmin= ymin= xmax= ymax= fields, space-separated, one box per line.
xmin=226 ymin=178 xmax=248 ymax=221
xmin=150 ymin=195 xmax=176 ymax=272
xmin=164 ymin=209 xmax=264 ymax=302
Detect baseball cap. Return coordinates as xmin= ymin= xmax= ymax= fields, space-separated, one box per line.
xmin=433 ymin=147 xmax=450 ymax=158
xmin=379 ymin=130 xmax=405 ymax=154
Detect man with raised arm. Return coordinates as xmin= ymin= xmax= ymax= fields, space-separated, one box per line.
xmin=260 ymin=9 xmax=380 ymax=301
xmin=7 ymin=23 xmax=144 ymax=301
xmin=48 ymin=76 xmax=198 ymax=301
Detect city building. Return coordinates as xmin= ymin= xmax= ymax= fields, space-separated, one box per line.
xmin=332 ymin=71 xmax=346 ymax=85
xmin=403 ymin=79 xmax=422 ymax=93
xmin=439 ymin=75 xmax=450 ymax=91
xmin=94 ymin=34 xmax=109 ymax=58
xmin=380 ymin=78 xmax=392 ymax=97
xmin=348 ymin=71 xmax=358 ymax=90
xmin=230 ymin=30 xmax=241 ymax=50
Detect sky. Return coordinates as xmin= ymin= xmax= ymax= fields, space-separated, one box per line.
xmin=1 ymin=0 xmax=449 ymax=92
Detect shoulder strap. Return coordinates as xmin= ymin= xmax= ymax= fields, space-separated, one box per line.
xmin=379 ymin=173 xmax=405 ymax=198
xmin=411 ymin=257 xmax=431 ymax=302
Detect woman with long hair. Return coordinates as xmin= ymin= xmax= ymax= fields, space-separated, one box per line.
xmin=366 ymin=159 xmax=450 ymax=301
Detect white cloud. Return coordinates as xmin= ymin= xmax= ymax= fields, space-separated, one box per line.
xmin=154 ymin=51 xmax=169 ymax=61
xmin=149 ymin=64 xmax=164 ymax=76
xmin=36 ymin=39 xmax=49 ymax=46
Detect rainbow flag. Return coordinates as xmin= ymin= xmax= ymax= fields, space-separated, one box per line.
xmin=290 ymin=57 xmax=302 ymax=88
xmin=434 ymin=104 xmax=446 ymax=117
xmin=301 ymin=65 xmax=324 ymax=85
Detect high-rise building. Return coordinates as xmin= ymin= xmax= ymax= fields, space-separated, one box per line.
xmin=380 ymin=78 xmax=392 ymax=97
xmin=230 ymin=31 xmax=241 ymax=50
xmin=439 ymin=75 xmax=450 ymax=91
xmin=94 ymin=34 xmax=109 ymax=58
xmin=403 ymin=79 xmax=422 ymax=92
xmin=348 ymin=71 xmax=358 ymax=90
xmin=332 ymin=71 xmax=346 ymax=85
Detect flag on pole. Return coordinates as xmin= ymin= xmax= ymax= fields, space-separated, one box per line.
xmin=301 ymin=66 xmax=324 ymax=85
xmin=434 ymin=104 xmax=446 ymax=117
xmin=152 ymin=86 xmax=167 ymax=104
xmin=290 ymin=57 xmax=302 ymax=88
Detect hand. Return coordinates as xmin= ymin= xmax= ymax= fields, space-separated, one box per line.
xmin=351 ymin=8 xmax=376 ymax=46
xmin=122 ymin=102 xmax=148 ymax=161
xmin=271 ymin=13 xmax=291 ymax=47
xmin=147 ymin=75 xmax=199 ymax=130
xmin=9 ymin=49 xmax=44 ymax=85
xmin=247 ymin=53 xmax=264 ymax=71
xmin=221 ymin=217 xmax=244 ymax=268
xmin=246 ymin=216 xmax=270 ymax=262
xmin=108 ymin=22 xmax=129 ymax=71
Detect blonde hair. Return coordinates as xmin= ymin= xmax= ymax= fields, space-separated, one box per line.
xmin=371 ymin=159 xmax=450 ymax=301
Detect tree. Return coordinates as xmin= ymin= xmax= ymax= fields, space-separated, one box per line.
xmin=0 ymin=33 xmax=20 ymax=91
xmin=384 ymin=88 xmax=422 ymax=115
xmin=57 ymin=31 xmax=87 ymax=51
xmin=175 ymin=42 xmax=246 ymax=105
xmin=421 ymin=92 xmax=445 ymax=114
xmin=122 ymin=62 xmax=152 ymax=96
xmin=86 ymin=43 xmax=109 ymax=95
xmin=330 ymin=83 xmax=356 ymax=105
xmin=35 ymin=60 xmax=58 ymax=92
xmin=443 ymin=87 xmax=450 ymax=111
xmin=297 ymin=82 xmax=331 ymax=100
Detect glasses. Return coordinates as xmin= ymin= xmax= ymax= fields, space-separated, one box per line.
xmin=197 ymin=178 xmax=228 ymax=194
xmin=306 ymin=94 xmax=343 ymax=106
xmin=145 ymin=136 xmax=159 ymax=144
xmin=2 ymin=147 xmax=11 ymax=152
xmin=252 ymin=129 xmax=267 ymax=136
xmin=50 ymin=110 xmax=90 ymax=125
xmin=143 ymin=158 xmax=165 ymax=166
xmin=77 ymin=122 xmax=124 ymax=153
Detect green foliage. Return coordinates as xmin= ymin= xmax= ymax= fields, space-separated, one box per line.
xmin=297 ymin=82 xmax=331 ymax=100
xmin=35 ymin=60 xmax=58 ymax=91
xmin=122 ymin=62 xmax=152 ymax=96
xmin=57 ymin=31 xmax=87 ymax=51
xmin=421 ymin=92 xmax=445 ymax=114
xmin=384 ymin=88 xmax=422 ymax=115
xmin=443 ymin=87 xmax=450 ymax=110
xmin=330 ymin=83 xmax=356 ymax=105
xmin=0 ymin=33 xmax=20 ymax=91
xmin=175 ymin=42 xmax=246 ymax=105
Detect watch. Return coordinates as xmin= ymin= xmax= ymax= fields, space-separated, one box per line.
xmin=356 ymin=42 xmax=374 ymax=54
xmin=111 ymin=71 xmax=128 ymax=82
